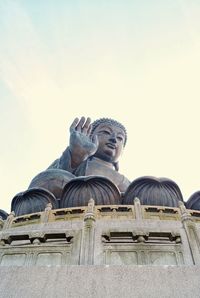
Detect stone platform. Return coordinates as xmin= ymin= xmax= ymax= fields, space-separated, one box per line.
xmin=0 ymin=199 xmax=200 ymax=297
xmin=0 ymin=266 xmax=200 ymax=298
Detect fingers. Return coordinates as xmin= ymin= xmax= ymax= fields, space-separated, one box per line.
xmin=70 ymin=117 xmax=92 ymax=134
xmin=87 ymin=123 xmax=92 ymax=137
xmin=70 ymin=118 xmax=79 ymax=132
xmin=75 ymin=116 xmax=85 ymax=132
xmin=82 ymin=117 xmax=91 ymax=135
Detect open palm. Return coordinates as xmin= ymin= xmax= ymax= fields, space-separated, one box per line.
xmin=69 ymin=117 xmax=98 ymax=159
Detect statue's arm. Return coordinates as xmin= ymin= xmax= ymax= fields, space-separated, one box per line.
xmin=47 ymin=147 xmax=73 ymax=172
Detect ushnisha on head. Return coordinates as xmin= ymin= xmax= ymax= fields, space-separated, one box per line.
xmin=91 ymin=118 xmax=127 ymax=146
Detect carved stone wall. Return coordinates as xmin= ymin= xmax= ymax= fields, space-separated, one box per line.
xmin=0 ymin=199 xmax=200 ymax=267
xmin=0 ymin=200 xmax=200 ymax=297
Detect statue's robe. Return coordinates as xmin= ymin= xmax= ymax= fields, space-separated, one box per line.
xmin=48 ymin=147 xmax=130 ymax=193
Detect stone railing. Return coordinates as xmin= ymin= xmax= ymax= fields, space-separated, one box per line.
xmin=2 ymin=198 xmax=200 ymax=230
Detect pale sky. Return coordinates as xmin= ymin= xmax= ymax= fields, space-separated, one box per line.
xmin=0 ymin=0 xmax=200 ymax=212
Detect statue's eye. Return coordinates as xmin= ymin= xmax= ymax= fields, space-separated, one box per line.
xmin=117 ymin=136 xmax=123 ymax=142
xmin=101 ymin=130 xmax=110 ymax=135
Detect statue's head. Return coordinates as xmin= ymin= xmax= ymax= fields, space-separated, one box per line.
xmin=91 ymin=118 xmax=127 ymax=166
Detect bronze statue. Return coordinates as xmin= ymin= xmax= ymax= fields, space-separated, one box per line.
xmin=48 ymin=117 xmax=130 ymax=193
xmin=11 ymin=117 xmax=186 ymax=216
xmin=13 ymin=116 xmax=130 ymax=215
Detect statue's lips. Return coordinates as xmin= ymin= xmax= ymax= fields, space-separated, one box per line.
xmin=106 ymin=143 xmax=116 ymax=149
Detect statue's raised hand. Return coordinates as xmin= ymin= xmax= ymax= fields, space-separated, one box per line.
xmin=69 ymin=117 xmax=98 ymax=168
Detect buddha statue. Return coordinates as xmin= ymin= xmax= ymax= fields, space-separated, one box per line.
xmin=9 ymin=117 xmax=191 ymax=216
xmin=25 ymin=117 xmax=130 ymax=209
xmin=47 ymin=117 xmax=130 ymax=193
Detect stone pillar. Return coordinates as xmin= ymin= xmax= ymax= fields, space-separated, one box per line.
xmin=79 ymin=199 xmax=96 ymax=265
xmin=40 ymin=203 xmax=55 ymax=223
xmin=2 ymin=211 xmax=15 ymax=230
xmin=179 ymin=202 xmax=200 ymax=265
xmin=0 ymin=217 xmax=4 ymax=230
xmin=134 ymin=197 xmax=143 ymax=220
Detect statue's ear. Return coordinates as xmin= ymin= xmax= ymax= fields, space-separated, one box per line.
xmin=114 ymin=161 xmax=119 ymax=172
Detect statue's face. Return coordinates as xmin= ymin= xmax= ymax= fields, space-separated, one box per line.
xmin=93 ymin=123 xmax=125 ymax=163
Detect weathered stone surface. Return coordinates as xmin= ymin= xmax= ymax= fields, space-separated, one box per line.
xmin=0 ymin=266 xmax=199 ymax=298
xmin=1 ymin=201 xmax=200 ymax=267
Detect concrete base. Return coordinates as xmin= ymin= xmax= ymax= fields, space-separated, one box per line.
xmin=0 ymin=266 xmax=199 ymax=298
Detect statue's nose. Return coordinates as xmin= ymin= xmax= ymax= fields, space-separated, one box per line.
xmin=109 ymin=134 xmax=117 ymax=143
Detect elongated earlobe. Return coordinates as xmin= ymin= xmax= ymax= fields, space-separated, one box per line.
xmin=114 ymin=161 xmax=119 ymax=171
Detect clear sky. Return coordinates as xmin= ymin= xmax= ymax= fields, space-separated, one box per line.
xmin=0 ymin=0 xmax=200 ymax=212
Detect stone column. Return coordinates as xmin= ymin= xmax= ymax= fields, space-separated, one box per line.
xmin=79 ymin=199 xmax=96 ymax=265
xmin=179 ymin=202 xmax=200 ymax=265
xmin=134 ymin=197 xmax=143 ymax=220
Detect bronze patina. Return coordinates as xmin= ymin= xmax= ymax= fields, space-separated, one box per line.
xmin=8 ymin=117 xmax=192 ymax=216
xmin=48 ymin=117 xmax=130 ymax=193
